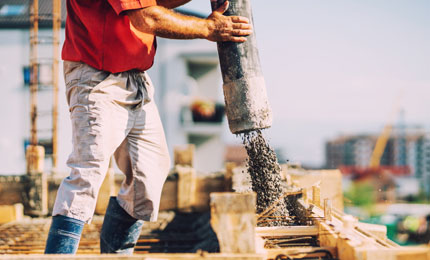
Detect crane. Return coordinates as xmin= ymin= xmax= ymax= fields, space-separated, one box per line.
xmin=340 ymin=95 xmax=410 ymax=178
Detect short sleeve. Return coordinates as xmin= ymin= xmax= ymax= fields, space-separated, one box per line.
xmin=108 ymin=0 xmax=157 ymax=15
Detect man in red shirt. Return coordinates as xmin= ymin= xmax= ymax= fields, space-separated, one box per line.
xmin=44 ymin=0 xmax=251 ymax=255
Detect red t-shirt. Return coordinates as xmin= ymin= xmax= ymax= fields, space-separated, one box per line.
xmin=62 ymin=0 xmax=157 ymax=73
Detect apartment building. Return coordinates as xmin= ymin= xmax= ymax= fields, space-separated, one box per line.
xmin=325 ymin=129 xmax=430 ymax=198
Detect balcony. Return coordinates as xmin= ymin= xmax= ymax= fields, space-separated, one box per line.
xmin=180 ymin=102 xmax=225 ymax=135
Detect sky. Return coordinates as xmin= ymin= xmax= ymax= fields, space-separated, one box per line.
xmin=180 ymin=0 xmax=430 ymax=167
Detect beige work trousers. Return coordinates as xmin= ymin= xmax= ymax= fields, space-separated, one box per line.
xmin=52 ymin=61 xmax=170 ymax=223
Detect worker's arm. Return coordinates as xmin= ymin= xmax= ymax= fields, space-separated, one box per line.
xmin=156 ymin=0 xmax=191 ymax=9
xmin=127 ymin=1 xmax=252 ymax=42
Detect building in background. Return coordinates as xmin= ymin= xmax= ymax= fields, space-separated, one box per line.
xmin=325 ymin=128 xmax=430 ymax=200
xmin=414 ymin=133 xmax=430 ymax=197
xmin=325 ymin=135 xmax=375 ymax=169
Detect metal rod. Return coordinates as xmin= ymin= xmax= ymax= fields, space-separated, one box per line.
xmin=29 ymin=0 xmax=39 ymax=146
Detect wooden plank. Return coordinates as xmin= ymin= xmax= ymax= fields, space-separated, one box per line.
xmin=193 ymin=176 xmax=225 ymax=211
xmin=355 ymin=222 xmax=387 ymax=243
xmin=174 ymin=144 xmax=195 ymax=167
xmin=224 ymin=162 xmax=235 ymax=192
xmin=159 ymin=175 xmax=226 ymax=212
xmin=355 ymin=224 xmax=395 ymax=249
xmin=0 ymin=253 xmax=265 ymax=260
xmin=312 ymin=185 xmax=320 ymax=207
xmin=0 ymin=204 xmax=24 ymax=224
xmin=356 ymin=247 xmax=430 ymax=260
xmin=159 ymin=178 xmax=178 ymax=211
xmin=177 ymin=165 xmax=196 ymax=211
xmin=396 ymin=247 xmax=430 ymax=260
xmin=324 ymin=199 xmax=332 ymax=222
xmin=337 ymin=236 xmax=361 ymax=260
xmin=25 ymin=145 xmax=45 ymax=174
xmin=317 ymin=222 xmax=339 ymax=253
xmin=255 ymin=226 xmax=318 ymax=237
xmin=210 ymin=192 xmax=257 ymax=254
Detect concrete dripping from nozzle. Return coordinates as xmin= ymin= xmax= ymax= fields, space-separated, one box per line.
xmin=211 ymin=0 xmax=273 ymax=134
xmin=212 ymin=0 xmax=291 ymax=227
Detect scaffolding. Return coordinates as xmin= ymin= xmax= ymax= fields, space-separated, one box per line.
xmin=28 ymin=0 xmax=61 ymax=174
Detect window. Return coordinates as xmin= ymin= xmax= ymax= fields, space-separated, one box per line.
xmin=0 ymin=4 xmax=26 ymax=16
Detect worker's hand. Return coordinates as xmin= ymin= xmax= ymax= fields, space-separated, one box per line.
xmin=206 ymin=1 xmax=253 ymax=42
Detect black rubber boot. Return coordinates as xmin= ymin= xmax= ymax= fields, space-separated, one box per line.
xmin=100 ymin=197 xmax=144 ymax=254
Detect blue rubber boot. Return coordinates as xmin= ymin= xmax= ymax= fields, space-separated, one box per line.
xmin=44 ymin=215 xmax=85 ymax=254
xmin=100 ymin=197 xmax=144 ymax=254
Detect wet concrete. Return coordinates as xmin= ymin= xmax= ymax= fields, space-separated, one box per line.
xmin=241 ymin=130 xmax=290 ymax=226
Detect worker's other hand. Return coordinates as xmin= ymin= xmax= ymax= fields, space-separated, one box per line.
xmin=206 ymin=1 xmax=253 ymax=42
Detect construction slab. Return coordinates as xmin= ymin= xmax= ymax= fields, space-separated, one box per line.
xmin=0 ymin=254 xmax=265 ymax=260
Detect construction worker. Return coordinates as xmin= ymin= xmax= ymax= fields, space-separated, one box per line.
xmin=44 ymin=0 xmax=252 ymax=254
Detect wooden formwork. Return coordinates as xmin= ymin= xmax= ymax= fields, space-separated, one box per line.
xmin=313 ymin=203 xmax=430 ymax=260
xmin=1 ymin=148 xmax=429 ymax=259
xmin=0 ymin=254 xmax=265 ymax=260
xmin=254 ymin=183 xmax=430 ymax=260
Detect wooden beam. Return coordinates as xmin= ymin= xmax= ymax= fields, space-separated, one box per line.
xmin=0 ymin=204 xmax=24 ymax=224
xmin=25 ymin=145 xmax=45 ymax=174
xmin=210 ymin=192 xmax=257 ymax=253
xmin=324 ymin=199 xmax=332 ymax=222
xmin=356 ymin=247 xmax=430 ymax=260
xmin=0 ymin=253 xmax=265 ymax=260
xmin=174 ymin=144 xmax=195 ymax=167
xmin=159 ymin=174 xmax=226 ymax=212
xmin=176 ymin=165 xmax=196 ymax=211
xmin=312 ymin=185 xmax=320 ymax=207
xmin=255 ymin=226 xmax=318 ymax=237
xmin=224 ymin=162 xmax=236 ymax=192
